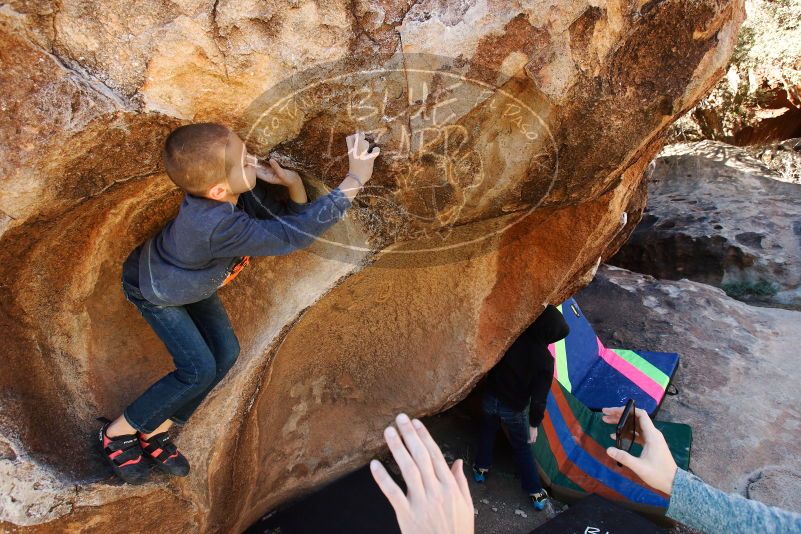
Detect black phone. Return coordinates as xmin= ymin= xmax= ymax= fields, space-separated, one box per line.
xmin=615 ymin=398 xmax=636 ymax=466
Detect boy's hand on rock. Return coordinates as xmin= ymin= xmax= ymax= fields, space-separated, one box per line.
xmin=256 ymin=158 xmax=302 ymax=187
xmin=346 ymin=131 xmax=380 ymax=185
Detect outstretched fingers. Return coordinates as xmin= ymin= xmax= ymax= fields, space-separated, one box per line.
xmin=601 ymin=406 xmax=624 ymax=424
xmin=384 ymin=425 xmax=425 ymax=500
xmin=268 ymin=158 xmax=286 ymax=178
xmin=633 ymin=407 xmax=659 ymax=437
xmin=606 ymin=446 xmax=642 ymax=471
xmin=349 ymin=131 xmax=365 ymax=157
xmin=395 ymin=414 xmax=439 ymax=493
xmin=346 ymin=131 xmax=382 ymax=160
xmin=605 ymin=406 xmax=665 ymax=450
xmin=370 ymin=459 xmax=410 ymax=514
xmin=411 ymin=418 xmax=455 ymax=485
xmin=450 ymin=459 xmax=472 ymax=502
xmin=608 ymin=431 xmax=645 ymax=446
xmin=356 ymin=131 xmax=366 ymax=156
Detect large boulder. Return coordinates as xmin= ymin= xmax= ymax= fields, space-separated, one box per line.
xmin=611 ymin=140 xmax=801 ymax=309
xmin=0 ymin=1 xmax=744 ymax=532
xmin=577 ymin=265 xmax=801 ymax=513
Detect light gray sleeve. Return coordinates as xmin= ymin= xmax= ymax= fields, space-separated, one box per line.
xmin=667 ymin=468 xmax=801 ymax=534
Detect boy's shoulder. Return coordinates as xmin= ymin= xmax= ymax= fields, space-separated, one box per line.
xmin=142 ymin=191 xmax=245 ymax=260
xmin=179 ymin=191 xmax=242 ymax=229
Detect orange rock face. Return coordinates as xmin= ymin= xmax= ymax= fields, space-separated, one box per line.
xmin=0 ymin=1 xmax=743 ymax=532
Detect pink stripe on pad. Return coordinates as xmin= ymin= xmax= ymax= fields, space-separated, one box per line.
xmin=596 ymin=338 xmax=663 ymax=402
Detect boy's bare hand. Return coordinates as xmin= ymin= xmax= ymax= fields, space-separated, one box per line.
xmin=256 ymin=158 xmax=302 ymax=187
xmin=346 ymin=131 xmax=380 ymax=185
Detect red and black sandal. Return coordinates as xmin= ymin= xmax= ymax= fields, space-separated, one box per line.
xmin=98 ymin=420 xmax=150 ymax=485
xmin=138 ymin=431 xmax=190 ymax=477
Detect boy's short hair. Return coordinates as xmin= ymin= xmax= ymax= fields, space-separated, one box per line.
xmin=163 ymin=123 xmax=234 ymax=196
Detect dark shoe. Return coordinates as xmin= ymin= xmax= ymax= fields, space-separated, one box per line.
xmin=138 ymin=431 xmax=190 ymax=477
xmin=530 ymin=489 xmax=549 ymax=511
xmin=98 ymin=422 xmax=150 ymax=485
xmin=472 ymin=464 xmax=489 ymax=483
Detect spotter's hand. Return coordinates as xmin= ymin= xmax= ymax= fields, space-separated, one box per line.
xmin=370 ymin=414 xmax=474 ymax=534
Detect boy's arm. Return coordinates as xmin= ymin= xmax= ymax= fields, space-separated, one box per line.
xmin=209 ymin=187 xmax=352 ymax=257
xmin=251 ymin=161 xmax=314 ymax=217
xmin=244 ymin=179 xmax=303 ymax=218
xmin=285 ymin=179 xmax=308 ymax=206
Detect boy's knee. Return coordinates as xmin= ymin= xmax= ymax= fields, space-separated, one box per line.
xmin=197 ymin=360 xmax=218 ymax=390
xmin=218 ymin=337 xmax=240 ymax=372
xmin=177 ymin=357 xmax=217 ymax=391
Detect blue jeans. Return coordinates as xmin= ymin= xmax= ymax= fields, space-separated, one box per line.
xmin=120 ymin=279 xmax=240 ymax=434
xmin=475 ymin=391 xmax=543 ymax=494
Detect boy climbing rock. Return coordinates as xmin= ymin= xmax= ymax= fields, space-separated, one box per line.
xmin=102 ymin=124 xmax=379 ymax=484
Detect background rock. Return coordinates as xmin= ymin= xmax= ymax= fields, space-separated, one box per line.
xmin=668 ymin=0 xmax=801 ymax=145
xmin=0 ymin=0 xmax=745 ymax=531
xmin=611 ymin=140 xmax=801 ymax=309
xmin=745 ymin=137 xmax=801 ymax=184
xmin=744 ymin=467 xmax=801 ymax=512
xmin=577 ymin=265 xmax=801 ymax=513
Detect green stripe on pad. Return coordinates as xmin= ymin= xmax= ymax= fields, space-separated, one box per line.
xmin=554 ymin=338 xmax=571 ymax=391
xmin=611 ymin=349 xmax=670 ymax=388
xmin=552 ymin=304 xmax=572 ymax=391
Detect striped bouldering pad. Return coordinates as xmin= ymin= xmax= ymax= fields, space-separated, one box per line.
xmin=533 ymin=381 xmax=692 ymax=516
xmin=548 ymin=298 xmax=679 ymax=417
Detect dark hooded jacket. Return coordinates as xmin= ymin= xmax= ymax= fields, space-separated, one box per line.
xmin=485 ymin=304 xmax=569 ymax=426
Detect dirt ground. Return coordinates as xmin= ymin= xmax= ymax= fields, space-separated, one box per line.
xmin=245 ymin=391 xmax=561 ymax=534
xmin=423 ymin=398 xmax=560 ymax=534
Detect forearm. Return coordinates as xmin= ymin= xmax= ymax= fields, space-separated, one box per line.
xmin=338 ymin=174 xmax=364 ymax=203
xmin=286 ymin=180 xmax=308 ymax=204
xmin=528 ymin=359 xmax=555 ymax=427
xmin=528 ymin=402 xmax=545 ymax=428
xmin=211 ymin=187 xmax=352 ymax=257
xmin=528 ymin=394 xmax=547 ymax=427
xmin=667 ymin=469 xmax=801 ymax=534
xmin=265 ymin=187 xmax=351 ymax=252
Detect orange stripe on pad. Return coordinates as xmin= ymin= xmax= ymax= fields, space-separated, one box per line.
xmin=541 ymin=410 xmax=627 ymax=500
xmin=550 ymin=385 xmax=669 ymax=500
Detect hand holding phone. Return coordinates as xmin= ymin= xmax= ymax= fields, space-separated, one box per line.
xmin=615 ymin=398 xmax=636 ymax=466
xmin=602 ymin=405 xmax=678 ymax=495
